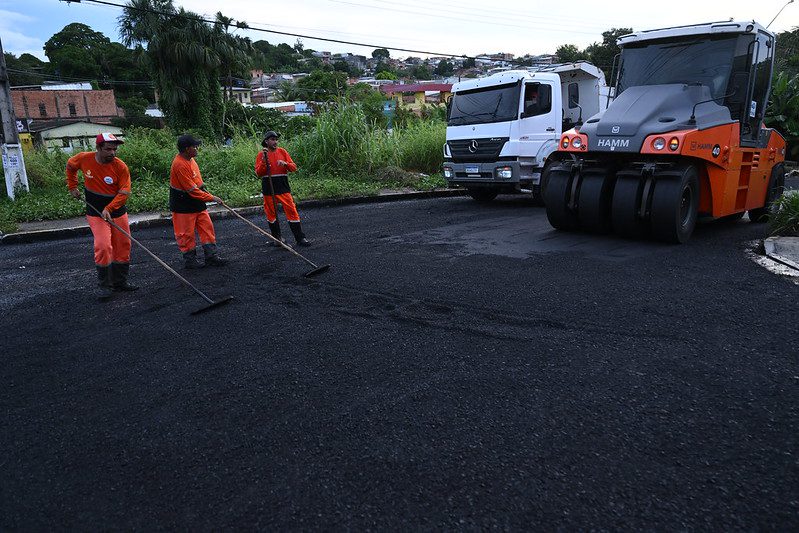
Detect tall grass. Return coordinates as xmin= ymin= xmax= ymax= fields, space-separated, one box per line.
xmin=0 ymin=101 xmax=446 ymax=231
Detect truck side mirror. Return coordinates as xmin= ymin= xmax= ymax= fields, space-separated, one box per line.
xmin=568 ymin=83 xmax=579 ymax=109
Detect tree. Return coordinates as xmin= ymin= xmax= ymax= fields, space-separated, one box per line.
xmin=213 ymin=12 xmax=253 ymax=134
xmin=119 ymin=0 xmax=227 ymax=138
xmin=4 ymin=52 xmax=48 ymax=86
xmin=462 ymin=57 xmax=476 ymax=69
xmin=372 ymin=48 xmax=390 ymax=61
xmin=585 ymin=27 xmax=632 ymax=73
xmin=775 ymin=27 xmax=799 ymax=77
xmin=294 ymin=70 xmax=348 ymax=100
xmin=375 ymin=70 xmax=397 ymax=81
xmin=348 ymin=82 xmax=388 ymax=127
xmin=374 ymin=61 xmax=394 ymax=76
xmin=435 ymin=59 xmax=454 ymax=77
xmin=333 ymin=60 xmax=362 ymax=78
xmin=765 ymin=72 xmax=799 ymax=159
xmin=253 ymin=40 xmax=299 ymax=71
xmin=409 ymin=64 xmax=431 ymax=80
xmin=555 ymin=44 xmax=588 ymax=63
xmin=44 ymin=23 xmax=111 ymax=60
xmin=44 ymin=23 xmax=113 ymax=80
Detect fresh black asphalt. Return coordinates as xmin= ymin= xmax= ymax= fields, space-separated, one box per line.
xmin=1 ymin=196 xmax=797 ymax=529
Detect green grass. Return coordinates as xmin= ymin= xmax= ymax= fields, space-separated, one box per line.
xmin=0 ymin=106 xmax=447 ymax=233
xmin=770 ymin=191 xmax=799 ymax=236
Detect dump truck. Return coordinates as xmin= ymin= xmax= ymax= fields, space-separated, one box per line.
xmin=443 ymin=63 xmax=610 ymax=202
xmin=543 ymin=20 xmax=787 ymax=243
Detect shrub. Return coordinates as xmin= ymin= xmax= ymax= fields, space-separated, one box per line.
xmin=770 ymin=191 xmax=799 ymax=236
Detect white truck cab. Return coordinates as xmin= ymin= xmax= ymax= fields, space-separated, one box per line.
xmin=443 ymin=63 xmax=609 ymax=202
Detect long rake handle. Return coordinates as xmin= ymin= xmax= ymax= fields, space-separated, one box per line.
xmin=219 ymin=201 xmax=320 ymax=269
xmin=84 ymin=203 xmax=215 ymax=304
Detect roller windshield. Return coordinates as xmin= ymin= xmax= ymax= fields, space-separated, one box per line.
xmin=616 ymin=34 xmax=750 ymax=99
xmin=447 ymin=83 xmax=521 ymax=126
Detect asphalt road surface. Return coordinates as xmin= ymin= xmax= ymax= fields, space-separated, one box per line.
xmin=2 ymin=196 xmax=797 ymax=529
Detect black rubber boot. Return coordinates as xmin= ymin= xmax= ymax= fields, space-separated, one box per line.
xmin=202 ymin=243 xmax=227 ymax=266
xmin=184 ymin=249 xmax=203 ymax=269
xmin=96 ymin=265 xmax=113 ymax=300
xmin=96 ymin=265 xmax=112 ymax=288
xmin=111 ymin=262 xmax=139 ymax=292
xmin=268 ymin=221 xmax=285 ymax=246
xmin=289 ymin=221 xmax=311 ymax=246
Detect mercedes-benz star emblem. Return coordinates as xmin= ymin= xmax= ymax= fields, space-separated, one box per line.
xmin=468 ymin=140 xmax=479 ymax=153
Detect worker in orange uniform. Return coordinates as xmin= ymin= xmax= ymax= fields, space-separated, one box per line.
xmin=255 ymin=130 xmax=311 ymax=246
xmin=66 ymin=132 xmax=138 ymax=294
xmin=169 ymin=134 xmax=227 ymax=269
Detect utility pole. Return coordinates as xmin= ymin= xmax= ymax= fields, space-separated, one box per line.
xmin=0 ymin=35 xmax=30 ymax=200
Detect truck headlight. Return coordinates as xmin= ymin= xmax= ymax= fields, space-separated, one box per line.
xmin=443 ymin=166 xmax=453 ymax=179
xmin=495 ymin=166 xmax=513 ymax=179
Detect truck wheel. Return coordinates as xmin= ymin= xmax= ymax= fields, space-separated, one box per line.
xmin=748 ymin=163 xmax=786 ymax=223
xmin=650 ymin=165 xmax=699 ymax=243
xmin=611 ymin=176 xmax=648 ymax=238
xmin=577 ymin=167 xmax=615 ymax=233
xmin=543 ymin=163 xmax=579 ymax=230
xmin=467 ymin=188 xmax=499 ymax=202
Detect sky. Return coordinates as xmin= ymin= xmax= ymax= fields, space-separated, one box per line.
xmin=1 ymin=0 xmax=797 ymax=62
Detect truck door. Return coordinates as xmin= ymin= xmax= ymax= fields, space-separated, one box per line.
xmin=517 ymin=82 xmax=558 ymax=158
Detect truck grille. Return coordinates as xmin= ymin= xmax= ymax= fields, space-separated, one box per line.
xmin=448 ymin=137 xmax=508 ymax=162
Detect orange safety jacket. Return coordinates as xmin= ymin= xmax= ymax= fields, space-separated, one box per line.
xmin=255 ymin=147 xmax=297 ymax=196
xmin=66 ymin=152 xmax=132 ymax=217
xmin=169 ymin=154 xmax=214 ymax=213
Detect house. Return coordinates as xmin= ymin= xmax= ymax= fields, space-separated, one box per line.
xmin=255 ymin=101 xmax=313 ymax=117
xmin=223 ymin=86 xmax=252 ymax=105
xmin=29 ymin=120 xmax=124 ymax=152
xmin=11 ymin=87 xmax=121 ymax=126
xmin=379 ymin=83 xmax=452 ymax=106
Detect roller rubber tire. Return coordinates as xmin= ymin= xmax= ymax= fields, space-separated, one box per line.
xmin=577 ymin=168 xmax=615 ymax=234
xmin=543 ymin=164 xmax=579 ymax=230
xmin=650 ymin=165 xmax=699 ymax=243
xmin=611 ymin=176 xmax=648 ymax=239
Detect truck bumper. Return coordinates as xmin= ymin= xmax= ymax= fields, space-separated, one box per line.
xmin=442 ymin=161 xmax=541 ymax=189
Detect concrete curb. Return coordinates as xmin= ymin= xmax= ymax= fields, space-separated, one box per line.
xmin=763 ymin=236 xmax=799 ymax=271
xmin=0 ymin=189 xmax=467 ymax=245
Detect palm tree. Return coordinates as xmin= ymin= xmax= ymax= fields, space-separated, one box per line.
xmin=119 ymin=0 xmax=226 ymax=137
xmin=213 ymin=12 xmax=253 ymax=135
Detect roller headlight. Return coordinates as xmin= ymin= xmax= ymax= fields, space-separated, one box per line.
xmin=571 ymin=137 xmax=582 ymax=149
xmin=652 ymin=137 xmax=666 ymax=150
xmin=669 ymin=137 xmax=679 ymax=151
xmin=561 ymin=137 xmax=570 ymax=149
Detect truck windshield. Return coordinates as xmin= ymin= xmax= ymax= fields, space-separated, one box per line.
xmin=617 ymin=34 xmax=746 ymax=99
xmin=447 ymin=82 xmax=521 ymax=126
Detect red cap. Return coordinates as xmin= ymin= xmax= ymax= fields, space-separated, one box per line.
xmin=95 ymin=132 xmax=124 ymax=147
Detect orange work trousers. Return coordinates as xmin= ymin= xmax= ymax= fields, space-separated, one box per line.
xmin=263 ymin=192 xmax=300 ymax=223
xmin=172 ymin=211 xmax=216 ymax=253
xmin=87 ymin=213 xmax=131 ymax=266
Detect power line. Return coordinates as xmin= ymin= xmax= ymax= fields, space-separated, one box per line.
xmin=64 ymin=0 xmax=573 ymax=65
xmin=6 ymin=67 xmax=155 ymax=87
xmin=325 ymin=0 xmax=605 ymax=36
